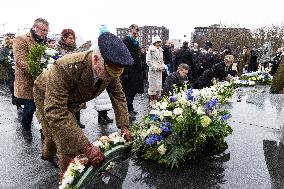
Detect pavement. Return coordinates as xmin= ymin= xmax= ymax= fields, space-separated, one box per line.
xmin=0 ymin=83 xmax=284 ymax=189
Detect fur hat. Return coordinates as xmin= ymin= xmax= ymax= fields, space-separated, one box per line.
xmin=152 ymin=35 xmax=162 ymax=44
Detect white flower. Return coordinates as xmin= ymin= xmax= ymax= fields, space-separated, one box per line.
xmin=163 ymin=110 xmax=173 ymax=117
xmin=173 ymin=108 xmax=183 ymax=115
xmin=108 ymin=132 xmax=120 ymax=139
xmin=93 ymin=140 xmax=104 ymax=148
xmin=45 ymin=48 xmax=58 ymax=56
xmin=149 ymin=109 xmax=160 ymax=115
xmin=196 ymin=107 xmax=205 ymax=115
xmin=160 ymin=101 xmax=168 ymax=110
xmin=149 ymin=125 xmax=162 ymax=134
xmin=48 ymin=58 xmax=55 ymax=64
xmin=157 ymin=144 xmax=167 ymax=155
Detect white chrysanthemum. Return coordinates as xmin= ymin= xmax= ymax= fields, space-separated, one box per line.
xmin=93 ymin=140 xmax=104 ymax=148
xmin=149 ymin=125 xmax=162 ymax=134
xmin=196 ymin=107 xmax=205 ymax=115
xmin=163 ymin=110 xmax=173 ymax=117
xmin=45 ymin=48 xmax=58 ymax=56
xmin=173 ymin=107 xmax=183 ymax=115
xmin=157 ymin=144 xmax=167 ymax=155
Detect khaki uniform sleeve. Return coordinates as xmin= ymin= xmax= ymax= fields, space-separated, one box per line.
xmin=271 ymin=60 xmax=284 ymax=94
xmin=13 ymin=36 xmax=29 ymax=73
xmin=106 ymin=78 xmax=129 ymax=128
xmin=44 ymin=65 xmax=90 ymax=155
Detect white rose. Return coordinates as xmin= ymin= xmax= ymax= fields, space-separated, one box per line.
xmin=157 ymin=144 xmax=167 ymax=155
xmin=163 ymin=110 xmax=173 ymax=117
xmin=160 ymin=101 xmax=168 ymax=110
xmin=173 ymin=107 xmax=183 ymax=115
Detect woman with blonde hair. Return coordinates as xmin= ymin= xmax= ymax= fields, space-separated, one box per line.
xmin=146 ymin=35 xmax=165 ymax=108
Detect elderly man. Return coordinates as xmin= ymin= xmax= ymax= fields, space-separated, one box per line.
xmin=33 ymin=31 xmax=133 ymax=176
xmin=13 ymin=18 xmax=49 ymax=140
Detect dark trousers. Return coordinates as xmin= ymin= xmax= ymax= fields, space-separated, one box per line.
xmin=126 ymin=94 xmax=136 ymax=112
xmin=74 ymin=111 xmax=81 ymax=123
xmin=17 ymin=98 xmax=36 ymax=130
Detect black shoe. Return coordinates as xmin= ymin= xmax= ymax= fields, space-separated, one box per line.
xmin=129 ymin=110 xmax=138 ymax=115
xmin=78 ymin=123 xmax=85 ymax=129
xmin=22 ymin=129 xmax=33 ymax=141
xmin=41 ymin=156 xmax=59 ymax=168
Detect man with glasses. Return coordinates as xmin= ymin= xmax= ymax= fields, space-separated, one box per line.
xmin=33 ymin=31 xmax=133 ymax=177
xmin=13 ymin=18 xmax=49 ymax=140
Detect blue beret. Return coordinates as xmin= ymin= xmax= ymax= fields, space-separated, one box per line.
xmin=98 ymin=32 xmax=134 ymax=67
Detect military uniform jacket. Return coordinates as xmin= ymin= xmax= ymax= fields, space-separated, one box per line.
xmin=34 ymin=51 xmax=129 ymax=155
xmin=271 ymin=59 xmax=284 ymax=94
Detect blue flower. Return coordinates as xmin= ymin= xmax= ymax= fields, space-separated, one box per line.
xmin=52 ymin=55 xmax=61 ymax=60
xmin=169 ymin=96 xmax=176 ymax=102
xmin=149 ymin=114 xmax=159 ymax=122
xmin=204 ymin=97 xmax=219 ymax=115
xmin=221 ymin=114 xmax=231 ymax=121
xmin=160 ymin=122 xmax=172 ymax=135
xmin=186 ymin=87 xmax=194 ymax=101
xmin=146 ymin=134 xmax=164 ymax=146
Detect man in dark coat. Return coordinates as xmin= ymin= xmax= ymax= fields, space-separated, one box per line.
xmin=162 ymin=63 xmax=189 ymax=96
xmin=173 ymin=41 xmax=193 ymax=82
xmin=33 ymin=32 xmax=133 ymax=177
xmin=193 ymin=55 xmax=235 ymax=89
xmin=122 ymin=24 xmax=144 ymax=119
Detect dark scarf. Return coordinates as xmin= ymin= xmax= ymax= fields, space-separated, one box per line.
xmin=30 ymin=29 xmax=47 ymax=44
xmin=58 ymin=38 xmax=77 ymax=54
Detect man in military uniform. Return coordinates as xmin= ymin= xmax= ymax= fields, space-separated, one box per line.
xmin=271 ymin=59 xmax=284 ymax=94
xmin=33 ymin=32 xmax=133 ymax=176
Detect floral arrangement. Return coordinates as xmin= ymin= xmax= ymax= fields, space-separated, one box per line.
xmin=27 ymin=43 xmax=60 ymax=80
xmin=131 ymin=83 xmax=233 ymax=168
xmin=237 ymin=70 xmax=273 ymax=85
xmin=59 ymin=132 xmax=127 ymax=189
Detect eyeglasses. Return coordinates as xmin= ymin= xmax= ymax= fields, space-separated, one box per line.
xmin=36 ymin=26 xmax=49 ymax=33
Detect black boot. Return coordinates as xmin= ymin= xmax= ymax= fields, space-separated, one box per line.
xmin=98 ymin=111 xmax=107 ymax=125
xmin=103 ymin=110 xmax=113 ymax=124
xmin=75 ymin=111 xmax=85 ymax=129
xmin=22 ymin=128 xmax=32 ymax=141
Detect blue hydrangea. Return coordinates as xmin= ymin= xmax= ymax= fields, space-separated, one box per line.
xmin=186 ymin=87 xmax=194 ymax=101
xmin=145 ymin=134 xmax=164 ymax=146
xmin=221 ymin=114 xmax=231 ymax=121
xmin=204 ymin=97 xmax=219 ymax=115
xmin=169 ymin=96 xmax=176 ymax=102
xmin=160 ymin=122 xmax=172 ymax=135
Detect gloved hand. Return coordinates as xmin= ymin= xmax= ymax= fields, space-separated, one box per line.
xmin=120 ymin=125 xmax=132 ymax=142
xmin=83 ymin=144 xmax=105 ymax=167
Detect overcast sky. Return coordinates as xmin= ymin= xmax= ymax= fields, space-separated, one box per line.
xmin=1 ymin=0 xmax=283 ymax=44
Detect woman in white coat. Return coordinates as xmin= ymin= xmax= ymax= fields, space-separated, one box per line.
xmin=146 ymin=35 xmax=165 ymax=108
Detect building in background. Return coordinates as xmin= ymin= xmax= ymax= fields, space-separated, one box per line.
xmin=191 ymin=24 xmax=250 ymax=43
xmin=117 ymin=26 xmax=169 ymax=47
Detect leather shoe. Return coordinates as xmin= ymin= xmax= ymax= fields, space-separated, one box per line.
xmin=41 ymin=156 xmax=59 ymax=168
xmin=22 ymin=129 xmax=32 ymax=141
xmin=78 ymin=123 xmax=85 ymax=129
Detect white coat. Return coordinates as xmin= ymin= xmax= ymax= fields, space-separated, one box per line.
xmin=146 ymin=44 xmax=165 ymax=95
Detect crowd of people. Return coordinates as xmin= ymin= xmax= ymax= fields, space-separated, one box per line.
xmin=1 ymin=18 xmax=284 ymax=181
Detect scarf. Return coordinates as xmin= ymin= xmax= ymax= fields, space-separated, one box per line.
xmin=30 ymin=29 xmax=47 ymax=44
xmin=58 ymin=39 xmax=77 ymax=54
xmin=127 ymin=35 xmax=139 ymax=46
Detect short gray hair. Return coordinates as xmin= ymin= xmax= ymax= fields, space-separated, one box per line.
xmin=33 ymin=18 xmax=49 ymax=27
xmin=178 ymin=63 xmax=189 ymax=71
